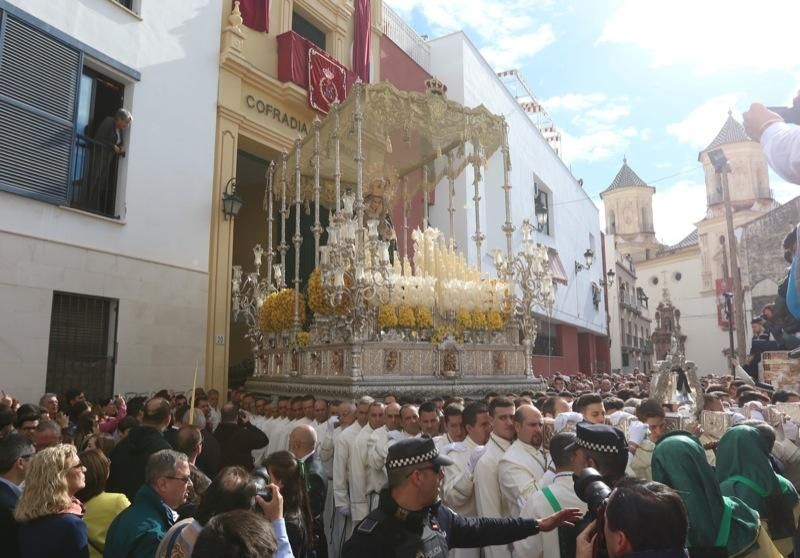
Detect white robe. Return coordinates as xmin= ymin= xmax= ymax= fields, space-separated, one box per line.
xmin=474 ymin=433 xmax=513 ymax=558
xmin=513 ymin=473 xmax=587 ymax=558
xmin=350 ymin=423 xmax=374 ymax=521
xmin=442 ymin=436 xmax=480 ymax=558
xmin=498 ymin=439 xmax=551 ymax=516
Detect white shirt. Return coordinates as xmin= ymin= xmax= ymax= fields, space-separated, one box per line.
xmin=333 ymin=422 xmax=362 ymax=509
xmin=208 ymin=406 xmax=221 ymax=431
xmin=350 ymin=423 xmax=374 ymax=521
xmin=366 ymin=425 xmax=390 ymax=494
xmin=442 ymin=436 xmax=479 ymax=516
xmin=498 ymin=439 xmax=551 ymax=516
xmin=474 ymin=433 xmax=513 ymax=558
xmin=762 ymin=122 xmax=800 ymax=184
xmin=514 ymin=473 xmax=587 ymax=558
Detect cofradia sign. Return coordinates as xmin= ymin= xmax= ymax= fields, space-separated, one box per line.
xmin=245 ymin=95 xmax=309 ymax=135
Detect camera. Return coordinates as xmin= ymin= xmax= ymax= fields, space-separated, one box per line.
xmin=574 ymin=467 xmax=612 ymax=512
xmin=252 ymin=466 xmax=273 ymax=502
xmin=769 ymin=105 xmax=800 ymax=125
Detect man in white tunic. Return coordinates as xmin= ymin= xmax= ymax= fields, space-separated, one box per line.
xmin=329 ymin=401 xmax=361 ymax=557
xmin=320 ymin=401 xmax=354 ymax=558
xmin=366 ymin=401 xmax=401 ymax=510
xmin=514 ymin=432 xmax=587 ymax=558
xmin=350 ymin=401 xmax=384 ymax=522
xmin=442 ymin=401 xmax=492 ymax=558
xmin=498 ymin=404 xmax=551 ymax=516
xmin=475 ymin=397 xmax=516 ymax=558
xmin=434 ymin=403 xmax=466 ymax=448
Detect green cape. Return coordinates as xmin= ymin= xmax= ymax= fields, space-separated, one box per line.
xmin=716 ymin=425 xmax=797 ymax=541
xmin=653 ymin=431 xmax=760 ymax=556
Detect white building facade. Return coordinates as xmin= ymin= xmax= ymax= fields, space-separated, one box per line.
xmin=0 ymin=0 xmax=220 ymax=402
xmin=425 ymin=32 xmax=609 ymax=375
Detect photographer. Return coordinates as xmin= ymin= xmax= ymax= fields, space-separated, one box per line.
xmin=156 ymin=465 xmax=292 ymax=558
xmin=743 ymin=97 xmax=800 ymax=184
xmin=576 ymin=479 xmax=688 ymax=558
xmin=213 ymin=403 xmax=269 ymax=470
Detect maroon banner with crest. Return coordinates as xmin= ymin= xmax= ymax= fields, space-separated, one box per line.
xmin=308 ymin=47 xmax=348 ymax=114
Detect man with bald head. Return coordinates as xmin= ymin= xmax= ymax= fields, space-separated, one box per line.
xmin=351 ymin=402 xmax=384 ymax=521
xmin=498 ymin=404 xmax=551 ymax=516
xmin=290 ymin=423 xmax=328 ymax=557
xmin=366 ymin=401 xmax=401 ymax=511
xmin=332 ymin=398 xmax=369 ymax=554
xmin=319 ymin=400 xmax=356 ymax=556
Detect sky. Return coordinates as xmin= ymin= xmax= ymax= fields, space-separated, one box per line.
xmin=384 ymin=0 xmax=800 ymax=245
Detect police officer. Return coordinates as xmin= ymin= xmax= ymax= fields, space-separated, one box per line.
xmin=343 ymin=437 xmax=582 ymax=557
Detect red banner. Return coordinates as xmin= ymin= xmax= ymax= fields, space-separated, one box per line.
xmin=716 ymin=277 xmax=734 ymax=327
xmin=239 ymin=0 xmax=270 ymax=33
xmin=308 ymin=47 xmax=348 ymax=114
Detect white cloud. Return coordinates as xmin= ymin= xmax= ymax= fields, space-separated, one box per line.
xmin=544 ymin=92 xmax=636 ymax=163
xmin=541 ymin=93 xmax=608 ymax=112
xmin=599 ymin=0 xmax=800 ymax=74
xmin=652 ymin=180 xmax=707 ymax=245
xmin=385 ymin=0 xmax=556 ymax=69
xmin=667 ymin=95 xmax=740 ymax=149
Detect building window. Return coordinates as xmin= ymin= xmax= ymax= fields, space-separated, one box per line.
xmin=0 ymin=12 xmax=132 ymax=217
xmin=113 ymin=0 xmax=139 ymax=14
xmin=534 ymin=178 xmax=551 ymax=236
xmin=533 ymin=322 xmax=561 ymax=356
xmin=292 ymin=11 xmax=326 ymax=50
xmin=622 ymin=352 xmax=629 ymax=367
xmin=46 ymin=292 xmax=118 ymax=403
xmin=71 ymin=67 xmax=126 ymax=217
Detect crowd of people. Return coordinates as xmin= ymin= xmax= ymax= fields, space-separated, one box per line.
xmin=1 ymin=370 xmax=800 ymax=558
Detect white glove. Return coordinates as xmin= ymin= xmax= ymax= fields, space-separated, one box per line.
xmin=628 ymin=421 xmax=648 ymax=446
xmin=326 ymin=416 xmax=338 ymax=433
xmin=336 ymin=506 xmax=351 ymax=517
xmin=554 ymin=412 xmax=583 ymax=433
xmin=386 ymin=430 xmax=403 ymax=441
xmin=608 ymin=411 xmax=635 ymax=426
xmin=439 ymin=442 xmax=465 ymax=455
xmin=466 ymin=445 xmax=487 ymax=475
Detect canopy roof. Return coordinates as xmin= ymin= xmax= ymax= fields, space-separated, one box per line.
xmin=283 ymin=81 xmax=506 ymax=209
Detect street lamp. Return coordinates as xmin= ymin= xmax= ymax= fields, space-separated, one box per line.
xmin=222 ymin=178 xmax=243 ymax=219
xmin=599 ymin=269 xmax=616 ymax=288
xmin=534 ymin=198 xmax=548 ymax=232
xmin=575 ymin=248 xmax=594 ymax=274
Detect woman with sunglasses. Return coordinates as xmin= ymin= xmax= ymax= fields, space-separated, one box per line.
xmin=15 ymin=444 xmax=89 ymax=558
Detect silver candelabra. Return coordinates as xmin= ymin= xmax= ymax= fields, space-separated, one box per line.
xmin=492 ymin=220 xmax=556 ymax=378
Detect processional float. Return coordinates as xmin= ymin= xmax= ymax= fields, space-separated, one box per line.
xmin=234 ymin=79 xmax=555 ymax=399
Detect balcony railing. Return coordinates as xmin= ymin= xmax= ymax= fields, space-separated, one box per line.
xmin=381 ymin=4 xmax=431 ymax=72
xmin=70 ymin=135 xmax=118 ymax=218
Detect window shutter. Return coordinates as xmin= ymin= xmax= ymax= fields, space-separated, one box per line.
xmin=0 ymin=15 xmax=80 ymax=202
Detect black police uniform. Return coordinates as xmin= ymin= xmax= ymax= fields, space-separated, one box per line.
xmin=343 ymin=490 xmax=542 ymax=558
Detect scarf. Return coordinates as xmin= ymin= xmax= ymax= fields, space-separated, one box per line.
xmin=652 ymin=432 xmax=760 ymax=556
xmin=715 ymin=426 xmax=798 ymax=541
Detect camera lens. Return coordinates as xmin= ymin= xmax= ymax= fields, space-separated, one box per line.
xmin=574 ymin=467 xmax=612 ymax=511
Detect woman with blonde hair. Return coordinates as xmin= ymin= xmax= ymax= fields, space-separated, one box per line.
xmin=15 ymin=444 xmax=89 ymax=558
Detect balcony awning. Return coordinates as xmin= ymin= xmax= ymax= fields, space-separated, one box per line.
xmin=283 ymin=81 xmax=505 ymax=210
xmin=547 ymin=248 xmax=568 ymax=285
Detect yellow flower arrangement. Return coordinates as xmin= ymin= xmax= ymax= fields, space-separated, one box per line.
xmin=295 ymin=331 xmax=310 ymax=347
xmin=306 ymin=268 xmax=328 ymax=314
xmin=378 ymin=303 xmax=398 ymax=329
xmin=260 ymin=289 xmax=306 ymax=332
xmin=431 ymin=326 xmax=449 ymax=344
xmin=487 ymin=309 xmax=505 ymax=331
xmin=455 ymin=309 xmax=473 ymax=330
xmin=471 ymin=309 xmax=488 ymax=331
xmin=416 ymin=307 xmax=434 ymax=329
xmin=397 ymin=304 xmax=416 ymax=328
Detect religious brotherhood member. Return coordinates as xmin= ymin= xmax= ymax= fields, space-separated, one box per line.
xmin=498 ymin=404 xmax=551 ymax=516
xmin=653 ymin=431 xmax=781 ymax=558
xmin=716 ymin=425 xmax=800 ymax=555
xmin=441 ymin=402 xmax=492 ymax=558
xmin=350 ymin=402 xmax=384 ymax=522
xmin=366 ymin=402 xmax=401 ymax=511
xmin=514 ymin=433 xmax=587 ymax=558
xmin=474 ymin=398 xmax=516 ymax=558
